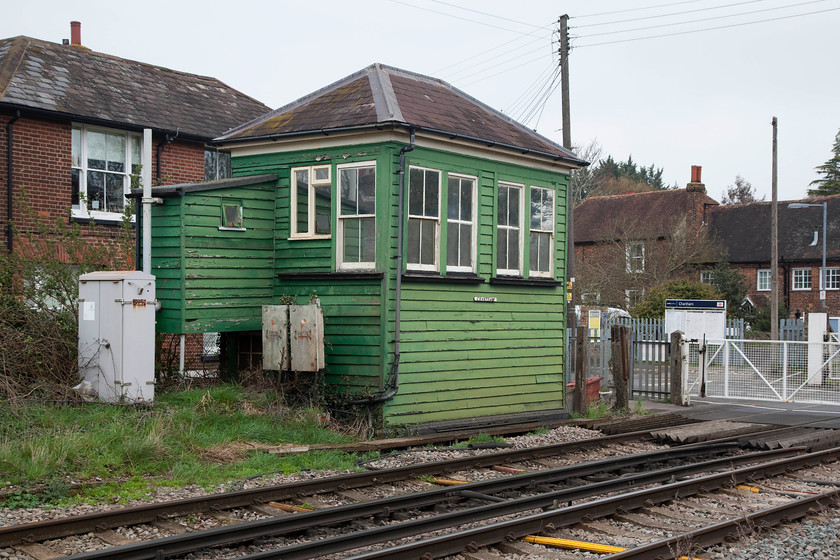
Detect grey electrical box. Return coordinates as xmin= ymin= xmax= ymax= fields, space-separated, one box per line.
xmin=262 ymin=303 xmax=324 ymax=372
xmin=262 ymin=305 xmax=290 ymax=371
xmin=78 ymin=271 xmax=156 ymax=402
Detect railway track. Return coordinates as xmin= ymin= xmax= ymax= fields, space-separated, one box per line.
xmin=4 ymin=417 xmax=838 ymax=560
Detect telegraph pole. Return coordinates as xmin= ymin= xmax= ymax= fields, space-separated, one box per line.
xmin=559 ymin=15 xmax=575 ymax=326
xmin=559 ymin=14 xmax=571 ymax=149
xmin=559 ymin=14 xmax=579 ymax=398
xmin=771 ymin=117 xmax=779 ymax=340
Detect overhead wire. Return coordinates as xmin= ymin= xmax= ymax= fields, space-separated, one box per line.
xmin=510 ymin=66 xmax=561 ymax=124
xmin=574 ymin=0 xmax=712 ymax=18
xmin=579 ymin=0 xmax=829 ymax=38
xmin=575 ymin=6 xmax=840 ymax=48
xmin=573 ymin=0 xmax=768 ymax=27
xmin=441 ymin=33 xmax=551 ymax=81
xmin=390 ymin=0 xmax=546 ymax=37
xmin=504 ymin=61 xmax=558 ymax=117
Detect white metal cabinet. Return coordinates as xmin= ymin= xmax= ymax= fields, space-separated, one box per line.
xmin=78 ymin=271 xmax=156 ymax=402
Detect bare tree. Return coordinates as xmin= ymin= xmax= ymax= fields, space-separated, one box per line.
xmin=569 ymin=139 xmax=603 ymax=205
xmin=721 ymin=175 xmax=764 ymax=205
xmin=575 ymin=213 xmax=721 ymax=310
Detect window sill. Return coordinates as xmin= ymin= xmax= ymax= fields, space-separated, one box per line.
xmin=70 ymin=214 xmax=133 ymax=226
xmin=218 ymin=226 xmax=246 ymax=232
xmin=401 ymin=272 xmax=485 ymax=284
xmin=490 ymin=276 xmax=562 ymax=287
xmin=288 ymin=235 xmax=331 ymax=241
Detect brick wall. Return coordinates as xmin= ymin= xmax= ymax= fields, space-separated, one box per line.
xmin=734 ymin=262 xmax=840 ymax=318
xmin=1 ymin=113 xmax=206 ymax=267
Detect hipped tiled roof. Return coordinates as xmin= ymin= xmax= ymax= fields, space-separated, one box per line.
xmin=0 ymin=36 xmax=270 ymax=139
xmin=219 ymin=63 xmax=584 ymax=165
xmin=707 ymin=196 xmax=840 ymax=263
xmin=574 ymin=188 xmax=719 ymax=243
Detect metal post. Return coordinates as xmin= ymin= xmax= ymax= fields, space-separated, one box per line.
xmin=822 ymin=201 xmax=827 ymax=308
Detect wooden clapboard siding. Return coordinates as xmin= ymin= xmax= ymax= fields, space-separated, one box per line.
xmin=232 ymin=143 xmax=397 ymax=393
xmin=380 ymin=146 xmax=569 ymax=425
xmin=268 ymin=277 xmax=383 ymax=391
xmin=151 ymin=179 xmax=276 ymax=334
xmin=387 ymin=281 xmax=565 ymax=423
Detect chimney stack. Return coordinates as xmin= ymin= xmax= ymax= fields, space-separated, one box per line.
xmin=686 ymin=165 xmax=706 ymax=193
xmin=70 ymin=21 xmax=81 ymax=46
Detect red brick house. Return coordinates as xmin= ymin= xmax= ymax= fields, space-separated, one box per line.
xmin=573 ymin=173 xmax=719 ymax=308
xmin=573 ymin=169 xmax=840 ymax=319
xmin=708 ymin=195 xmax=840 ymax=318
xmin=0 ymin=25 xmax=270 ymax=260
xmin=0 ymin=24 xmax=270 ymax=371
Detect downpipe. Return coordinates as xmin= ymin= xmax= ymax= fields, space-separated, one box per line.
xmin=348 ymin=128 xmax=415 ymax=406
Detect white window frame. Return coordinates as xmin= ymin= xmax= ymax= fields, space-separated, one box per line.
xmin=626 ymin=242 xmax=645 ymax=273
xmin=337 ymin=161 xmax=377 ymax=270
xmin=819 ymin=267 xmax=840 ymax=290
xmin=757 ymin=269 xmax=771 ymax=292
xmin=290 ymin=164 xmax=332 ymax=239
xmin=219 ymin=198 xmax=245 ymax=232
xmin=792 ymin=267 xmax=812 ymax=291
xmin=406 ymin=166 xmax=441 ymax=272
xmin=71 ymin=124 xmax=141 ymax=221
xmin=700 ymin=270 xmax=715 ymax=285
xmin=529 ymin=185 xmax=554 ymax=278
xmin=496 ymin=181 xmax=524 ymax=276
xmin=445 ymin=173 xmax=477 ymax=273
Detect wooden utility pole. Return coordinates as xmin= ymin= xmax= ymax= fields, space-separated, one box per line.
xmin=771 ymin=117 xmax=779 ymax=340
xmin=559 ymin=14 xmax=571 ymax=149
xmin=559 ymin=14 xmax=577 ymax=340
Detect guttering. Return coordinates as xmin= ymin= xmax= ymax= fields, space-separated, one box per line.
xmin=347 ymin=128 xmax=415 ymax=406
xmin=216 ymin=122 xmax=587 ymax=168
xmin=0 ymin=103 xmax=212 ymax=144
xmin=6 ymin=110 xmax=21 ymax=253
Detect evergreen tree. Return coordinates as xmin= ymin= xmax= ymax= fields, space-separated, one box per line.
xmin=808 ymin=129 xmax=840 ymax=196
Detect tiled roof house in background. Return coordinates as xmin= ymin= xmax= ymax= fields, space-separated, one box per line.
xmin=144 ymin=63 xmax=586 ymax=426
xmin=0 ymin=22 xmax=270 ymax=259
xmin=573 ymin=167 xmax=840 ymax=318
xmin=707 ymin=195 xmax=840 ymax=317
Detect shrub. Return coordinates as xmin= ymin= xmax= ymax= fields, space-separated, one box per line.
xmin=0 ymin=197 xmax=134 ymax=405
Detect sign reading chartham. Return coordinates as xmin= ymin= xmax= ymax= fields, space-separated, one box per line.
xmin=665 ymin=299 xmax=726 ymax=310
xmin=664 ymin=299 xmax=727 ymax=340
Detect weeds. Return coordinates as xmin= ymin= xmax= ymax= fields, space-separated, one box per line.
xmin=0 ymin=385 xmax=359 ymax=498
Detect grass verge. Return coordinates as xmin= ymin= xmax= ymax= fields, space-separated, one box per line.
xmin=0 ymin=385 xmax=367 ymax=508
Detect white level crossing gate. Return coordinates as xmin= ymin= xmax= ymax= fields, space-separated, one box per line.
xmin=687 ymin=339 xmax=840 ymax=404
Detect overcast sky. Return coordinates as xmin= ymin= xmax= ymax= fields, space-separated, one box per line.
xmin=3 ymin=0 xmax=838 ymax=202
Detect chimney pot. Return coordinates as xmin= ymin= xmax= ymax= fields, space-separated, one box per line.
xmin=70 ymin=21 xmax=81 ymax=46
xmin=691 ymin=165 xmax=702 ymax=183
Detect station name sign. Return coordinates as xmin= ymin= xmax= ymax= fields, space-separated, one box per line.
xmin=665 ymin=299 xmax=726 ymax=310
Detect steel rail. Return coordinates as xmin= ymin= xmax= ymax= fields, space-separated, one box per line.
xmin=60 ymin=443 xmax=748 ymax=560
xmin=0 ymin=429 xmax=652 ymax=548
xmin=223 ymin=447 xmax=803 ymax=560
xmin=334 ymin=446 xmax=840 ymax=560
xmin=603 ymin=486 xmax=840 ymax=559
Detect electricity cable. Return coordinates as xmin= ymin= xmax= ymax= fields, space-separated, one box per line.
xmin=578 ymin=0 xmax=829 ymax=38
xmin=574 ymin=0 xmax=768 ymax=28
xmin=575 ymin=7 xmax=840 ymax=48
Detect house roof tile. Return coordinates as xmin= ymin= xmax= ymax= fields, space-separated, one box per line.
xmin=574 ymin=188 xmax=719 ymax=243
xmin=0 ymin=36 xmax=270 ymax=139
xmin=707 ymin=195 xmax=840 ymax=263
xmin=219 ymin=63 xmax=584 ymax=165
